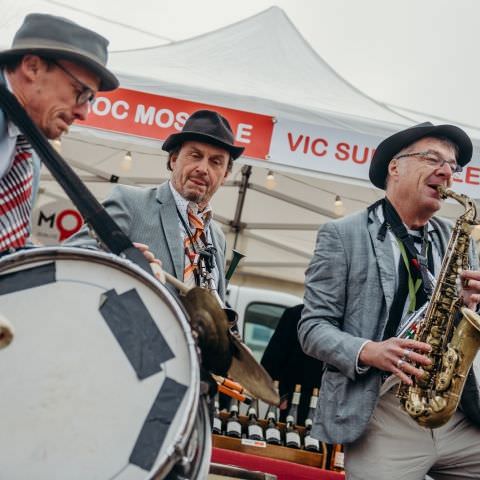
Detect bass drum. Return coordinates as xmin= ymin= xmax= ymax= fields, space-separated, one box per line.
xmin=0 ymin=247 xmax=210 ymax=480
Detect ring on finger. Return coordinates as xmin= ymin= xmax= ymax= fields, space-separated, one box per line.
xmin=396 ymin=359 xmax=405 ymax=369
xmin=403 ymin=349 xmax=412 ymax=360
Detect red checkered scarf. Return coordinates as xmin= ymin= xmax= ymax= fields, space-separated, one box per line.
xmin=0 ymin=135 xmax=33 ymax=251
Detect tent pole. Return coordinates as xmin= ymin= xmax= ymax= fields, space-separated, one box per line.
xmin=231 ymin=164 xmax=252 ymax=250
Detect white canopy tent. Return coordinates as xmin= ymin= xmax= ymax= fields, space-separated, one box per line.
xmin=35 ymin=7 xmax=478 ymax=289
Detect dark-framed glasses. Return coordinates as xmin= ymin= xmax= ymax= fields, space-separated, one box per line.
xmin=51 ymin=60 xmax=96 ymax=106
xmin=394 ymin=151 xmax=462 ymax=174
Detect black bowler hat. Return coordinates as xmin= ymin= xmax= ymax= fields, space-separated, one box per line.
xmin=369 ymin=122 xmax=473 ymax=189
xmin=0 ymin=13 xmax=118 ymax=91
xmin=162 ymin=110 xmax=245 ymax=159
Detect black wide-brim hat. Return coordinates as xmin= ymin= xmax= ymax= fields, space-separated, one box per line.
xmin=369 ymin=122 xmax=473 ymax=189
xmin=162 ymin=109 xmax=245 ymax=159
xmin=0 ymin=13 xmax=119 ymax=91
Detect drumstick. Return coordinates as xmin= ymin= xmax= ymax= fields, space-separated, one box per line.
xmin=217 ymin=383 xmax=252 ymax=404
xmin=212 ymin=374 xmax=249 ymax=395
xmin=149 ymin=262 xmax=190 ymax=295
xmin=149 ymin=262 xmax=166 ymax=285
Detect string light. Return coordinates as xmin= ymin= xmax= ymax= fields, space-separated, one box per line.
xmin=334 ymin=195 xmax=345 ymax=217
xmin=120 ymin=151 xmax=132 ymax=172
xmin=265 ymin=170 xmax=277 ymax=190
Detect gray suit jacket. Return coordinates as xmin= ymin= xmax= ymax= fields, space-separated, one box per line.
xmin=66 ymin=182 xmax=227 ymax=299
xmin=298 ymin=206 xmax=480 ymax=444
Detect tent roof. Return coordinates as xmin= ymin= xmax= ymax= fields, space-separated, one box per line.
xmin=110 ymin=7 xmax=410 ymax=133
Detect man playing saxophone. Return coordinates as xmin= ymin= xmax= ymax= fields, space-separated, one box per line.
xmin=299 ymin=122 xmax=480 ymax=480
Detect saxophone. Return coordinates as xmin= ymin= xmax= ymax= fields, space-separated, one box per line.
xmin=397 ymin=185 xmax=480 ymax=428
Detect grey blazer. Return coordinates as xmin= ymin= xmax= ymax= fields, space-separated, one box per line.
xmin=298 ymin=207 xmax=480 ymax=444
xmin=66 ymin=182 xmax=227 ymax=299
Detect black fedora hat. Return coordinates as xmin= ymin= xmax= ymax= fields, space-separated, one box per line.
xmin=369 ymin=122 xmax=472 ymax=189
xmin=162 ymin=110 xmax=245 ymax=159
xmin=0 ymin=13 xmax=118 ymax=91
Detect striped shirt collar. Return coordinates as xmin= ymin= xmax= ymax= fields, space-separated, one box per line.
xmin=374 ymin=203 xmax=437 ymax=239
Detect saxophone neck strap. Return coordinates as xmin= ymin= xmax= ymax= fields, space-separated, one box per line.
xmin=0 ymin=82 xmax=151 ymax=273
xmin=382 ymin=197 xmax=434 ymax=298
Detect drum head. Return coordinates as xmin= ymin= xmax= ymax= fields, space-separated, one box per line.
xmin=0 ymin=247 xmax=200 ymax=480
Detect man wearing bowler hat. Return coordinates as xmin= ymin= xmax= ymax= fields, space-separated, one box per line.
xmin=68 ymin=109 xmax=244 ymax=300
xmin=299 ymin=122 xmax=480 ymax=479
xmin=0 ymin=13 xmax=118 ymax=253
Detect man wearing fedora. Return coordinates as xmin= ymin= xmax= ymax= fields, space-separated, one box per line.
xmin=299 ymin=122 xmax=480 ymax=479
xmin=67 ymin=109 xmax=244 ymax=300
xmin=0 ymin=13 xmax=118 ymax=253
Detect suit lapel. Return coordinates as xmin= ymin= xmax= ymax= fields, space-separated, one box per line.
xmin=156 ymin=183 xmax=184 ymax=279
xmin=367 ymin=210 xmax=396 ymax=311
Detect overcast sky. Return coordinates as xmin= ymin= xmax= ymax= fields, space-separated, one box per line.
xmin=1 ymin=0 xmax=479 ymax=127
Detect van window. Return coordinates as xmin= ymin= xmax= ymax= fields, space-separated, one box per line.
xmin=243 ymin=302 xmax=287 ymax=362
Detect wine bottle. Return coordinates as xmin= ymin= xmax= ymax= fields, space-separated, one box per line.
xmin=246 ymin=400 xmax=264 ymax=441
xmin=303 ymin=387 xmax=320 ymax=452
xmin=212 ymin=394 xmax=223 ymax=435
xmin=225 ymin=399 xmax=242 ymax=438
xmin=330 ymin=444 xmax=345 ymax=472
xmin=285 ymin=384 xmax=302 ymax=449
xmin=264 ymin=400 xmax=282 ymax=445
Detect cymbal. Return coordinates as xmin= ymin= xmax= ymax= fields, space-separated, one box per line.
xmin=228 ymin=332 xmax=279 ymax=406
xmin=180 ymin=288 xmax=279 ymax=405
xmin=181 ymin=288 xmax=232 ymax=376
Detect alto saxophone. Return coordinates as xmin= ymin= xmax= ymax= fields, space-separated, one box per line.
xmin=397 ymin=185 xmax=480 ymax=428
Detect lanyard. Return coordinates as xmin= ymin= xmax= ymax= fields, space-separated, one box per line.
xmin=397 ymin=239 xmax=423 ymax=313
xmin=176 ymin=206 xmax=210 ymax=281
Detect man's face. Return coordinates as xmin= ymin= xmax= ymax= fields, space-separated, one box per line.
xmin=387 ymin=137 xmax=458 ymax=216
xmin=23 ymin=56 xmax=100 ymax=139
xmin=170 ymin=141 xmax=230 ymax=209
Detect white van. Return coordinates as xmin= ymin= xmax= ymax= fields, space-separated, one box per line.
xmin=225 ymin=284 xmax=302 ymax=363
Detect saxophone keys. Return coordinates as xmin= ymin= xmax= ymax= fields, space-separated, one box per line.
xmin=431 ymin=396 xmax=447 ymax=413
xmin=405 ymin=394 xmax=425 ymax=418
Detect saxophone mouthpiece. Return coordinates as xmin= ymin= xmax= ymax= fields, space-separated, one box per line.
xmin=436 ymin=185 xmax=449 ymax=199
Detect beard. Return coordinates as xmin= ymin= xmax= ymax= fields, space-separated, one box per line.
xmin=183 ymin=190 xmax=204 ymax=204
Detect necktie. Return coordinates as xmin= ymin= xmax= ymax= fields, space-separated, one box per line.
xmin=183 ymin=206 xmax=206 ymax=286
xmin=0 ymin=135 xmax=33 ymax=252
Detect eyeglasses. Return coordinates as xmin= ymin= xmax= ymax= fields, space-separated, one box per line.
xmin=51 ymin=60 xmax=96 ymax=106
xmin=394 ymin=151 xmax=462 ymax=174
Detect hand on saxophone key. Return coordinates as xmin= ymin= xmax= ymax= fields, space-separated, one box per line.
xmin=359 ymin=337 xmax=432 ymax=385
xmin=459 ymin=270 xmax=480 ymax=310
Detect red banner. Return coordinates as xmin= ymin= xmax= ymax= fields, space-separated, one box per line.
xmin=79 ymin=88 xmax=274 ymax=160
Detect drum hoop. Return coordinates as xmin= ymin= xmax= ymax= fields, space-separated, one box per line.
xmin=0 ymin=246 xmax=201 ymax=473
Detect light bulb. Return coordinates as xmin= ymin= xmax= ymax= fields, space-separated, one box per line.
xmin=334 ymin=195 xmax=345 ymax=217
xmin=265 ymin=170 xmax=277 ymax=190
xmin=51 ymin=138 xmax=62 ymax=153
xmin=121 ymin=151 xmax=132 ymax=172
